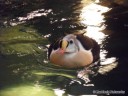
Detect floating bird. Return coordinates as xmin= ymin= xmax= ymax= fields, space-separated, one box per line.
xmin=48 ymin=34 xmax=100 ymax=68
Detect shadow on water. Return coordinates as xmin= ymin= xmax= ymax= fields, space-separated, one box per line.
xmin=101 ymin=4 xmax=128 ymax=91
xmin=0 ymin=0 xmax=128 ymax=96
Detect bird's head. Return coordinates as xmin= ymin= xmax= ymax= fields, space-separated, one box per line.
xmin=58 ymin=34 xmax=79 ymax=54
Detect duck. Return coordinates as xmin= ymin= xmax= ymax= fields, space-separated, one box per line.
xmin=48 ymin=33 xmax=100 ymax=68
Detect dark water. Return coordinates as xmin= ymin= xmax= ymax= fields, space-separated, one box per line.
xmin=0 ymin=0 xmax=128 ymax=96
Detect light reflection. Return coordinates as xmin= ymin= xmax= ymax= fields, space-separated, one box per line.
xmin=43 ymin=34 xmax=51 ymax=38
xmin=53 ymin=88 xmax=65 ymax=96
xmin=53 ymin=89 xmax=98 ymax=96
xmin=80 ymin=2 xmax=116 ymax=64
xmin=43 ymin=59 xmax=48 ymax=63
xmin=80 ymin=3 xmax=109 ymax=26
xmin=100 ymin=50 xmax=116 ymax=65
xmin=9 ymin=9 xmax=52 ymax=26
xmin=85 ymin=26 xmax=106 ymax=44
xmin=95 ymin=0 xmax=100 ymax=3
xmin=80 ymin=3 xmax=109 ymax=44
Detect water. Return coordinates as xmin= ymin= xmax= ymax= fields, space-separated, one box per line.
xmin=0 ymin=0 xmax=128 ymax=96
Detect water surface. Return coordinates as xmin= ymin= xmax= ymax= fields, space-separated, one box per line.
xmin=0 ymin=0 xmax=128 ymax=96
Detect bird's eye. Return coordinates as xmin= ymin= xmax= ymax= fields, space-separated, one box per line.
xmin=69 ymin=40 xmax=73 ymax=44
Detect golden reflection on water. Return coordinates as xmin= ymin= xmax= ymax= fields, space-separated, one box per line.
xmin=80 ymin=3 xmax=109 ymax=44
xmin=80 ymin=2 xmax=116 ymax=64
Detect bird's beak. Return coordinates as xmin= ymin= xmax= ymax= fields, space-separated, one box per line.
xmin=61 ymin=40 xmax=68 ymax=50
xmin=58 ymin=40 xmax=68 ymax=54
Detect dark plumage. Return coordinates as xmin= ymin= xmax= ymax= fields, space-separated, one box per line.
xmin=76 ymin=34 xmax=100 ymax=62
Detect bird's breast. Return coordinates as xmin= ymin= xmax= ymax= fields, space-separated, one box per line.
xmin=50 ymin=50 xmax=93 ymax=68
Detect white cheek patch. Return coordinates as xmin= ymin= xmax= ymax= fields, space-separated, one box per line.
xmin=64 ymin=42 xmax=77 ymax=53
